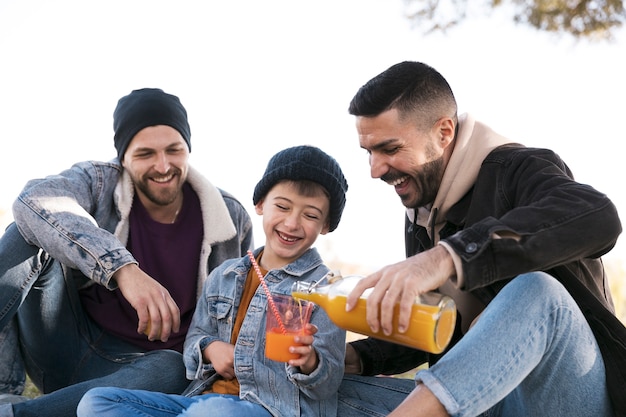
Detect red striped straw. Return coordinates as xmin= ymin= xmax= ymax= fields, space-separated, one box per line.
xmin=247 ymin=250 xmax=287 ymax=335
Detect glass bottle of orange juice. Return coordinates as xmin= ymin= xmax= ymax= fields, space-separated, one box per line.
xmin=292 ymin=271 xmax=456 ymax=354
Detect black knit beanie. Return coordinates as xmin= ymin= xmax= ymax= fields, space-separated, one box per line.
xmin=253 ymin=145 xmax=348 ymax=232
xmin=113 ymin=88 xmax=191 ymax=160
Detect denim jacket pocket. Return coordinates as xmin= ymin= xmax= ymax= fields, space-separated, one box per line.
xmin=211 ymin=299 xmax=234 ymax=341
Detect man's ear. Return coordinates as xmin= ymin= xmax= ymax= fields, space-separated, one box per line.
xmin=437 ymin=117 xmax=456 ymax=149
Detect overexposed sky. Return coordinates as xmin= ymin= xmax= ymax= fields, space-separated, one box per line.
xmin=1 ymin=0 xmax=625 ymax=271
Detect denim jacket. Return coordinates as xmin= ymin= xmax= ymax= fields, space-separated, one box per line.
xmin=183 ymin=247 xmax=346 ymax=417
xmin=12 ymin=159 xmax=253 ymax=294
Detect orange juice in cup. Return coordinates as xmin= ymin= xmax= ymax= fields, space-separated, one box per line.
xmin=265 ymin=329 xmax=306 ymax=362
xmin=264 ymin=294 xmax=313 ymax=362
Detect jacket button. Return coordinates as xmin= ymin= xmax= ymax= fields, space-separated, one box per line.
xmin=466 ymin=242 xmax=478 ymax=253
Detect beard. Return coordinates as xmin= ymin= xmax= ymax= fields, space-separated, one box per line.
xmin=384 ymin=156 xmax=444 ymax=209
xmin=132 ymin=170 xmax=183 ymax=207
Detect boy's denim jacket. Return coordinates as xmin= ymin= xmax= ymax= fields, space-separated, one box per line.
xmin=12 ymin=159 xmax=253 ymax=293
xmin=184 ymin=247 xmax=346 ymax=417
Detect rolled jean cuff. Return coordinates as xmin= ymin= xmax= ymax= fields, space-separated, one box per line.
xmin=415 ymin=370 xmax=460 ymax=416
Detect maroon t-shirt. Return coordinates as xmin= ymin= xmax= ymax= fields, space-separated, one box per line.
xmin=80 ymin=182 xmax=203 ymax=352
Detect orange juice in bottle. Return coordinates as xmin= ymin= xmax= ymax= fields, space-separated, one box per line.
xmin=292 ymin=272 xmax=456 ymax=354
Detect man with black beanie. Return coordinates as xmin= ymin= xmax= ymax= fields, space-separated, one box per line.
xmin=0 ymin=88 xmax=254 ymax=417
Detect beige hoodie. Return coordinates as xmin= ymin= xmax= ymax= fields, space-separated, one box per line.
xmin=406 ymin=113 xmax=514 ymax=332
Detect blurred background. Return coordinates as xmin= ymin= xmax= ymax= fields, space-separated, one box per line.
xmin=1 ymin=0 xmax=624 ymax=322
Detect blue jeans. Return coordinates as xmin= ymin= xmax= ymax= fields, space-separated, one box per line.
xmin=0 ymin=223 xmax=189 ymax=417
xmin=77 ymin=388 xmax=272 ymax=417
xmin=338 ymin=272 xmax=613 ymax=417
xmin=338 ymin=374 xmax=415 ymax=416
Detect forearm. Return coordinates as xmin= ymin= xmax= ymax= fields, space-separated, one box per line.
xmin=13 ymin=199 xmax=134 ymax=287
xmin=12 ymin=161 xmax=132 ymax=286
xmin=448 ymin=147 xmax=623 ymax=292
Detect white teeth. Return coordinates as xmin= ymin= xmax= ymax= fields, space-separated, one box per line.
xmin=390 ymin=176 xmax=408 ymax=186
xmin=153 ymin=174 xmax=174 ymax=183
xmin=278 ymin=232 xmax=297 ymax=242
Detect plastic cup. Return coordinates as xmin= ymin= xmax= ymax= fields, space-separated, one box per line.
xmin=265 ymin=294 xmax=313 ymax=362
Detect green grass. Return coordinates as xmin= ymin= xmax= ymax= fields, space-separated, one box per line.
xmin=23 ymin=377 xmax=40 ymax=399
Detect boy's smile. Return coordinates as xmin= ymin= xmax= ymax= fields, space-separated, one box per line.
xmin=255 ymin=181 xmax=330 ymax=270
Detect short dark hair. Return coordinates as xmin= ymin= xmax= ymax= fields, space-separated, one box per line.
xmin=348 ymin=61 xmax=457 ymax=130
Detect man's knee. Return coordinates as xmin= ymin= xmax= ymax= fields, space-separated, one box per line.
xmin=502 ymin=272 xmax=575 ymax=313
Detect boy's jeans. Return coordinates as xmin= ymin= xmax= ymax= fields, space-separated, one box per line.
xmin=338 ymin=272 xmax=613 ymax=417
xmin=77 ymin=389 xmax=273 ymax=417
xmin=0 ymin=223 xmax=188 ymax=417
